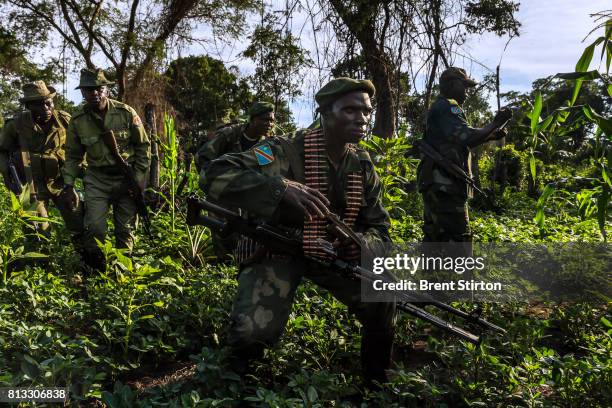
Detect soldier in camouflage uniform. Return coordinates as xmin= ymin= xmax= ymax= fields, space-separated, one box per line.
xmin=61 ymin=68 xmax=151 ymax=270
xmin=201 ymin=78 xmax=395 ymax=386
xmin=197 ymin=101 xmax=275 ymax=260
xmin=417 ymin=67 xmax=512 ymax=246
xmin=0 ymin=81 xmax=85 ymax=254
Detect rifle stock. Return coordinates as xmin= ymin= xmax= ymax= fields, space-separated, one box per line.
xmin=186 ymin=196 xmax=507 ymax=344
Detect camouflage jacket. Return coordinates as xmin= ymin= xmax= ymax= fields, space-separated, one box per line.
xmin=200 ymin=129 xmax=391 ymax=246
xmin=196 ymin=123 xmax=264 ymax=172
xmin=63 ymin=99 xmax=150 ymax=186
xmin=417 ymin=96 xmax=477 ymax=198
xmin=0 ymin=109 xmax=71 ymax=196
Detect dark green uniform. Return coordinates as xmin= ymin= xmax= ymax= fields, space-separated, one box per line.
xmin=196 ymin=122 xmax=266 ymax=259
xmin=201 ymin=129 xmax=395 ymax=382
xmin=0 ymin=110 xmax=84 ymax=241
xmin=64 ymin=99 xmax=150 ymax=253
xmin=418 ymin=96 xmax=476 ymax=242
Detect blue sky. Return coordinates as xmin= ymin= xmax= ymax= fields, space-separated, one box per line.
xmin=60 ymin=0 xmax=610 ymax=127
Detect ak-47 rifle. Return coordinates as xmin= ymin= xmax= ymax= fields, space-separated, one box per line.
xmin=6 ymin=155 xmax=23 ymax=196
xmin=415 ymin=140 xmax=487 ymax=197
xmin=98 ymin=129 xmax=152 ymax=236
xmin=186 ymin=197 xmax=506 ymax=345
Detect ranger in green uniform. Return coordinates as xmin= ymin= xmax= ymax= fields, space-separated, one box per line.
xmin=417 ymin=67 xmax=512 ymax=246
xmin=196 ymin=101 xmax=275 ymax=259
xmin=0 ymin=81 xmax=84 ymax=254
xmin=201 ymin=78 xmax=395 ymax=387
xmin=61 ymin=68 xmax=151 ymax=270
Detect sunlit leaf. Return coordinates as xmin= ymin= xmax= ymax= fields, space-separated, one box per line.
xmin=531 ymin=93 xmax=542 ymax=135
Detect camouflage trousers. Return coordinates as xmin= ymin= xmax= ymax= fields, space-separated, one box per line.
xmin=228 ymin=256 xmax=396 ymax=383
xmin=422 ymin=189 xmax=471 ymax=242
xmin=83 ymin=167 xmax=138 ymax=255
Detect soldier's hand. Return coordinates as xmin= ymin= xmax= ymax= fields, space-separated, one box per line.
xmin=333 ymin=233 xmax=363 ymax=262
xmin=60 ymin=185 xmax=79 ymax=211
xmin=492 ymin=127 xmax=508 ymax=140
xmin=493 ymin=107 xmax=513 ymax=127
xmin=281 ymin=179 xmax=330 ymax=221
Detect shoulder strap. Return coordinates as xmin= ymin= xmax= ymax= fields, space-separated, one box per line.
xmin=276 ymin=136 xmax=304 ymax=183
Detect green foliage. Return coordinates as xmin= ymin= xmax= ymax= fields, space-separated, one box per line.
xmin=164 ymin=55 xmax=253 ymax=139
xmin=241 ymin=12 xmax=310 ymax=129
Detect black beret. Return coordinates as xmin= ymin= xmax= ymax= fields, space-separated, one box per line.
xmin=315 ymin=77 xmax=375 ymax=109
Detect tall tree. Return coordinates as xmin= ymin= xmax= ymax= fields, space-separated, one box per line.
xmin=165 ymin=55 xmax=252 ymax=136
xmin=1 ymin=0 xmax=258 ymax=101
xmin=241 ymin=12 xmax=310 ymax=127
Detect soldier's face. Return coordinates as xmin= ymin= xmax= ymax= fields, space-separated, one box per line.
xmin=323 ymin=92 xmax=373 ymax=144
xmin=27 ymin=98 xmax=54 ymax=123
xmin=449 ymin=79 xmax=468 ymax=104
xmin=250 ymin=111 xmax=275 ymax=136
xmin=81 ymin=86 xmax=108 ymax=110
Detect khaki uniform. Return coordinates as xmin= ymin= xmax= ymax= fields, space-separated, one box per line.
xmin=201 ymin=129 xmax=395 ymax=383
xmin=417 ymin=96 xmax=476 ymax=243
xmin=64 ymin=99 xmax=150 ymax=252
xmin=0 ymin=110 xmax=84 ymax=240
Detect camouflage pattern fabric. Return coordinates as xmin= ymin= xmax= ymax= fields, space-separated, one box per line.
xmin=64 ymin=99 xmax=150 ymax=255
xmin=195 ymin=122 xmax=259 ymax=259
xmin=201 ymin=129 xmax=395 ymax=381
xmin=418 ymin=96 xmax=477 ymax=244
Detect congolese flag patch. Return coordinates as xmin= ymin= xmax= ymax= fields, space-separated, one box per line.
xmin=253 ymin=143 xmax=275 ymax=165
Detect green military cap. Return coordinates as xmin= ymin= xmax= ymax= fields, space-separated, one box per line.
xmin=19 ymin=80 xmax=56 ymax=103
xmin=440 ymin=67 xmax=478 ymax=87
xmin=75 ymin=68 xmax=114 ymax=89
xmin=248 ymin=101 xmax=275 ymax=119
xmin=315 ymin=77 xmax=375 ymax=109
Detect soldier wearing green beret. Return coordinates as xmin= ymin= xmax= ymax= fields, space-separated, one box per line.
xmin=196 ymin=100 xmax=275 ymax=260
xmin=201 ymin=77 xmax=395 ymax=387
xmin=417 ymin=67 xmax=512 ymax=249
xmin=0 ymin=81 xmax=85 ymax=258
xmin=61 ymin=68 xmax=151 ymax=271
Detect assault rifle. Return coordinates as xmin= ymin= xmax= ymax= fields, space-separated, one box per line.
xmin=6 ymin=155 xmax=23 ymax=195
xmin=186 ymin=197 xmax=506 ymax=345
xmin=99 ymin=130 xmax=152 ymax=236
xmin=415 ymin=140 xmax=486 ymax=197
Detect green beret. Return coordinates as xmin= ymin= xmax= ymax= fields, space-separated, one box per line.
xmin=248 ymin=101 xmax=275 ymax=119
xmin=315 ymin=77 xmax=375 ymax=109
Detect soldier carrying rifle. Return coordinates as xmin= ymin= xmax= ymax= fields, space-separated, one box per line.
xmin=417 ymin=67 xmax=513 ymax=253
xmin=200 ymin=78 xmax=395 ymax=388
xmin=0 ymin=81 xmax=85 ymax=260
xmin=61 ymin=68 xmax=151 ymax=271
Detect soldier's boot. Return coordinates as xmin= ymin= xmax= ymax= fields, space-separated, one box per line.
xmin=361 ymin=328 xmax=394 ymax=390
xmin=82 ymin=248 xmax=106 ymax=273
xmin=226 ymin=343 xmax=265 ymax=375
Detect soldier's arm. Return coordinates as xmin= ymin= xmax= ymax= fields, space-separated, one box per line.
xmin=451 ymin=107 xmax=508 ymax=148
xmin=355 ymin=159 xmax=392 ymax=246
xmin=63 ymin=119 xmax=86 ymax=186
xmin=0 ymin=120 xmax=19 ymax=177
xmin=200 ymin=145 xmax=287 ymax=219
xmin=195 ymin=129 xmax=234 ymax=173
xmin=129 ymin=110 xmax=151 ymax=186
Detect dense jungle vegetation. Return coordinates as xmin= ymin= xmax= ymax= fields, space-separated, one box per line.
xmin=0 ymin=1 xmax=610 ymax=407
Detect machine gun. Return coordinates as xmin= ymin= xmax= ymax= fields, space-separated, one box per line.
xmin=186 ymin=197 xmax=506 ymax=345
